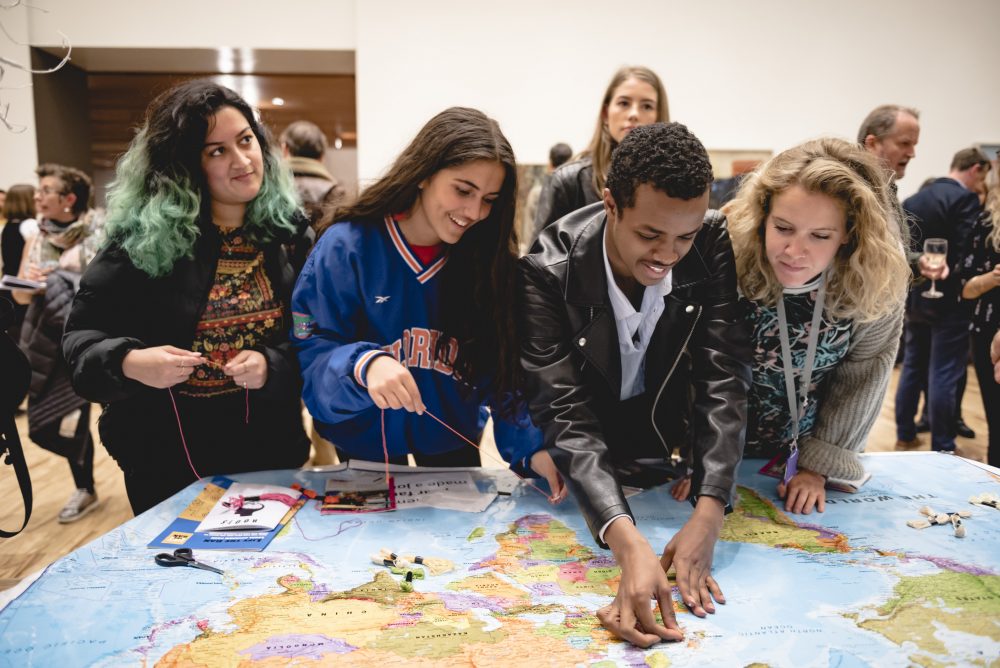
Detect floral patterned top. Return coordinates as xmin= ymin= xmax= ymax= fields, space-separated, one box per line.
xmin=180 ymin=226 xmax=284 ymax=397
xmin=744 ymin=279 xmax=852 ymax=461
xmin=959 ymin=211 xmax=999 ymax=334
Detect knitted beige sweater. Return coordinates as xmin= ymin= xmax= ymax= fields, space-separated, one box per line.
xmin=797 ymin=304 xmax=905 ymax=481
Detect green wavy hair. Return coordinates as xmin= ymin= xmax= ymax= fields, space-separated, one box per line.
xmin=103 ymin=79 xmax=299 ymax=277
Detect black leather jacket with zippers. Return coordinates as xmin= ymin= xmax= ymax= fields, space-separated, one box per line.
xmin=518 ymin=202 xmax=751 ymax=546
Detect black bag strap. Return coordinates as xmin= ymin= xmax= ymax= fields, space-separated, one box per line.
xmin=0 ymin=296 xmax=33 ymax=537
xmin=0 ymin=417 xmax=32 ymax=538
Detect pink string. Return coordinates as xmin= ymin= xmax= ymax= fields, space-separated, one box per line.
xmin=378 ymin=408 xmax=552 ymax=501
xmin=167 ymin=383 xmax=251 ymax=482
xmin=168 ymin=387 xmax=202 ymax=481
xmin=380 ymin=408 xmax=391 ymax=485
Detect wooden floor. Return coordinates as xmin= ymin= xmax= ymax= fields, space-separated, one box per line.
xmin=0 ymin=365 xmax=990 ymax=590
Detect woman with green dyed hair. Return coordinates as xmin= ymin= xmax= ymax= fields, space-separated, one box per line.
xmin=63 ymin=79 xmax=310 ymax=514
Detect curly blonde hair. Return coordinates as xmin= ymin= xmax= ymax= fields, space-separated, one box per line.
xmin=728 ymin=138 xmax=910 ymax=323
xmin=985 ymin=179 xmax=1000 ymax=253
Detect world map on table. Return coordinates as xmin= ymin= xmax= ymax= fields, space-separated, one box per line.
xmin=1 ymin=452 xmax=998 ymax=667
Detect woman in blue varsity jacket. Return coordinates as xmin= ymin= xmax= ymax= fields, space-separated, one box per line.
xmin=292 ymin=107 xmax=564 ymax=500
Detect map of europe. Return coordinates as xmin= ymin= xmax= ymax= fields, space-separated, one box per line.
xmin=1 ymin=451 xmax=998 ymax=667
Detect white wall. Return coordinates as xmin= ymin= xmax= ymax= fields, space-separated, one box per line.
xmin=3 ymin=0 xmax=999 ymax=200
xmin=355 ymin=0 xmax=1000 ymax=199
xmin=26 ymin=0 xmax=356 ymax=49
xmin=0 ymin=2 xmax=40 ymax=188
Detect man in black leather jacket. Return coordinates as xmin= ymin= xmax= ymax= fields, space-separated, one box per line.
xmin=520 ymin=123 xmax=750 ymax=647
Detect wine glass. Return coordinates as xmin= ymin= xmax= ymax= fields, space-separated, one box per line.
xmin=921 ymin=238 xmax=948 ymax=299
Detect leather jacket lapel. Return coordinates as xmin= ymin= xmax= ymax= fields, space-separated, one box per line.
xmin=563 ymin=209 xmax=623 ymax=395
xmin=573 ymin=306 xmax=621 ymax=393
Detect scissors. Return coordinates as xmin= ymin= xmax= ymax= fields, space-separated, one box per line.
xmin=154 ymin=548 xmax=225 ymax=575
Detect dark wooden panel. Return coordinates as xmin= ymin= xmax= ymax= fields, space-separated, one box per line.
xmin=87 ymin=73 xmax=357 ymax=172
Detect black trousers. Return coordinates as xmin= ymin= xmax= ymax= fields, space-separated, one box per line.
xmin=30 ymin=403 xmax=95 ymax=492
xmin=972 ymin=329 xmax=1000 ymax=467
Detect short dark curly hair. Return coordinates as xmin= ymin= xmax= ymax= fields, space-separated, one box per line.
xmin=605 ymin=122 xmax=713 ymax=209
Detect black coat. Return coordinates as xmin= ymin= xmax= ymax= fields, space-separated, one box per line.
xmin=519 ymin=203 xmax=750 ymax=544
xmin=902 ymin=178 xmax=981 ymax=321
xmin=531 ymin=157 xmax=599 ymax=242
xmin=62 ymin=222 xmax=309 ymax=474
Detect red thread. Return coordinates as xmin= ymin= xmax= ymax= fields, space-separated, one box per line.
xmin=167 ymin=383 xmax=251 ymax=481
xmin=377 ymin=408 xmax=552 ymax=501
xmin=168 ymin=387 xmax=202 ymax=481
xmin=380 ymin=408 xmax=391 ymax=484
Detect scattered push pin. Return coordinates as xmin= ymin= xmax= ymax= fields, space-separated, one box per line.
xmin=948 ymin=513 xmax=967 ymax=538
xmin=907 ymin=506 xmax=972 ymax=537
xmin=396 ymin=553 xmax=455 ymax=576
xmin=389 ymin=564 xmax=424 ymax=578
xmin=400 ymin=570 xmax=415 ymax=593
xmin=969 ymin=493 xmax=1000 ymax=510
xmin=371 ymin=550 xmax=399 ymax=568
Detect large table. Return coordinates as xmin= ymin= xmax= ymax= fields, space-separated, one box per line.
xmin=1 ymin=452 xmax=998 ymax=667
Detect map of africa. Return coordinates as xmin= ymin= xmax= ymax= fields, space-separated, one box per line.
xmin=1 ymin=451 xmax=998 ymax=667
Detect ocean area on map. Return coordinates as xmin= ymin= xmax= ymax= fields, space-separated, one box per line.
xmin=1 ymin=452 xmax=997 ymax=667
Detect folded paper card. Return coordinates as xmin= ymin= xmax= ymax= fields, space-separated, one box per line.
xmin=195 ymin=482 xmax=303 ymax=532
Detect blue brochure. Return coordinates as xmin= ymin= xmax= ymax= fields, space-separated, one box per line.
xmin=147 ymin=476 xmax=304 ymax=551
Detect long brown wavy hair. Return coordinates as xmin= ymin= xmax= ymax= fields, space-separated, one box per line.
xmin=319 ymin=107 xmax=522 ymax=403
xmin=583 ymin=65 xmax=669 ymax=196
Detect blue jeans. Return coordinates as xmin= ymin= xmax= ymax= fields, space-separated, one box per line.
xmin=895 ymin=314 xmax=971 ymax=451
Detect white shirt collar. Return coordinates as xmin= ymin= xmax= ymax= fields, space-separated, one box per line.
xmin=782 ymin=274 xmax=823 ymax=296
xmin=602 ymin=223 xmax=672 ymax=328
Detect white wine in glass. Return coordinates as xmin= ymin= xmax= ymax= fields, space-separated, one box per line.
xmin=921 ymin=238 xmax=948 ymax=298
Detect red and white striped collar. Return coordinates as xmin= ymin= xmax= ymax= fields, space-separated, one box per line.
xmin=384 ymin=215 xmax=448 ymax=284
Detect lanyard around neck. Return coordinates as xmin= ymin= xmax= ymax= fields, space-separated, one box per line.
xmin=776 ymin=274 xmax=826 ymax=481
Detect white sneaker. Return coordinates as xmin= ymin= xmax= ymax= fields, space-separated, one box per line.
xmin=58 ymin=489 xmax=100 ymax=523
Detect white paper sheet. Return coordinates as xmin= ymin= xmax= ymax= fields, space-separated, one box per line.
xmin=391 ymin=471 xmax=496 ymax=512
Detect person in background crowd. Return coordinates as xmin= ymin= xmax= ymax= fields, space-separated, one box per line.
xmin=280 ymin=120 xmax=346 ymax=229
xmin=533 ymin=65 xmax=668 ymax=234
xmin=523 ymin=142 xmax=572 ymax=247
xmin=13 ymin=165 xmax=103 ymax=523
xmin=895 ymin=148 xmax=990 ymax=454
xmin=280 ymin=120 xmax=347 ymax=272
xmin=857 ymin=104 xmax=920 ymax=185
xmin=63 ymin=80 xmax=310 ymax=514
xmin=722 ymin=138 xmax=909 ymax=512
xmin=292 ymin=107 xmax=562 ymax=500
xmin=961 ymin=184 xmax=1000 ymax=466
xmin=1 ymin=184 xmax=36 ymax=339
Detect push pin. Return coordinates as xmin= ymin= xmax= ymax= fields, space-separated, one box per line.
xmin=969 ymin=493 xmax=1000 ymax=510
xmin=371 ymin=550 xmax=399 ymax=568
xmin=400 ymin=570 xmax=415 ymax=592
xmin=907 ymin=506 xmax=971 ymax=537
xmin=948 ymin=513 xmax=967 ymax=538
xmin=396 ymin=553 xmax=455 ymax=575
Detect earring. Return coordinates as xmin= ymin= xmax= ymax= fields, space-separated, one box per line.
xmin=63 ymin=207 xmax=71 ymax=213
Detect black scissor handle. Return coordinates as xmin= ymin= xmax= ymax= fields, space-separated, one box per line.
xmin=154 ymin=551 xmax=191 ymax=567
